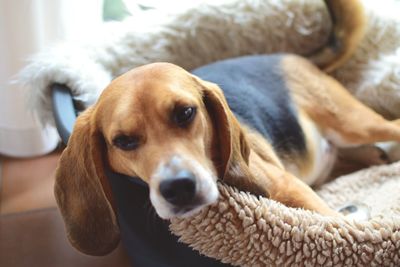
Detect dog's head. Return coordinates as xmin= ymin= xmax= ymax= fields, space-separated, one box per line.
xmin=55 ymin=63 xmax=254 ymax=255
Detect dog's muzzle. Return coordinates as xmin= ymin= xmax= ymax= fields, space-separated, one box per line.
xmin=150 ymin=155 xmax=219 ymax=219
xmin=159 ymin=170 xmax=197 ymax=206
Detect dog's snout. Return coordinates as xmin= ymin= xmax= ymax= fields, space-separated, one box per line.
xmin=159 ymin=170 xmax=196 ymax=206
xmin=151 ymin=156 xmax=219 ymax=218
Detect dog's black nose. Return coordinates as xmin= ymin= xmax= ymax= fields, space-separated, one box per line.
xmin=159 ymin=171 xmax=196 ymax=206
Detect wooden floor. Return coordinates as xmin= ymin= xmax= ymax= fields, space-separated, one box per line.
xmin=0 ymin=151 xmax=131 ymax=267
xmin=0 ymin=151 xmax=60 ymax=214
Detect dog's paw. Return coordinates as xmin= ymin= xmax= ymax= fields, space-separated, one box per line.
xmin=375 ymin=141 xmax=400 ymax=163
xmin=338 ymin=202 xmax=371 ymax=221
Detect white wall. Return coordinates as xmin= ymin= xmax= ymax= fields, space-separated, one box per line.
xmin=0 ymin=0 xmax=103 ymax=157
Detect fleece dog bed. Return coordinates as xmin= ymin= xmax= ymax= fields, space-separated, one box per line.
xmin=171 ymin=164 xmax=400 ymax=266
xmin=20 ymin=0 xmax=400 ymax=266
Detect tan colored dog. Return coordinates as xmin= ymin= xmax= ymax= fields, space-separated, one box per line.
xmin=54 ymin=0 xmax=395 ymax=256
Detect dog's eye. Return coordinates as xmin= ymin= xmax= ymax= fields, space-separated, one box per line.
xmin=173 ymin=106 xmax=196 ymax=127
xmin=113 ymin=135 xmax=140 ymax=151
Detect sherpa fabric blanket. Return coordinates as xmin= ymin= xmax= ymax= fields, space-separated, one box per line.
xmin=171 ymin=163 xmax=400 ymax=266
xmin=19 ymin=0 xmax=400 ymax=266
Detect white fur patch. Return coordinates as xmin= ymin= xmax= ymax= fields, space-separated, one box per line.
xmin=302 ymin=126 xmax=337 ymax=186
xmin=292 ymin=113 xmax=337 ymax=186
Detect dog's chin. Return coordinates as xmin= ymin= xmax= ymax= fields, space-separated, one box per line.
xmin=173 ymin=204 xmax=210 ymax=218
xmin=151 ymin=190 xmax=219 ymax=220
xmin=156 ymin=201 xmax=216 ymax=220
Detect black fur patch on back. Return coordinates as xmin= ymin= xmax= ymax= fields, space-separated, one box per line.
xmin=192 ymin=55 xmax=306 ymax=156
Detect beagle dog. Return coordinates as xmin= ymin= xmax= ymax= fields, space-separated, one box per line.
xmin=54 ymin=0 xmax=390 ymax=256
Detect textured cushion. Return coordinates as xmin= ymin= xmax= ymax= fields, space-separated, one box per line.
xmin=171 ymin=163 xmax=400 ymax=266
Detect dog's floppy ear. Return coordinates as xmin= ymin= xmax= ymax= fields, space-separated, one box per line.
xmin=54 ymin=107 xmax=120 ymax=256
xmin=197 ymin=78 xmax=269 ymax=197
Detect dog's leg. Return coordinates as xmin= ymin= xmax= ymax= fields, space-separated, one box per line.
xmin=284 ymin=56 xmax=400 ymax=148
xmin=338 ymin=145 xmax=389 ymax=166
xmin=274 ymin=174 xmax=339 ymax=216
xmin=323 ymin=114 xmax=400 ymax=148
xmin=314 ymin=92 xmax=400 ymax=148
xmin=250 ymin=153 xmax=339 ymax=216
